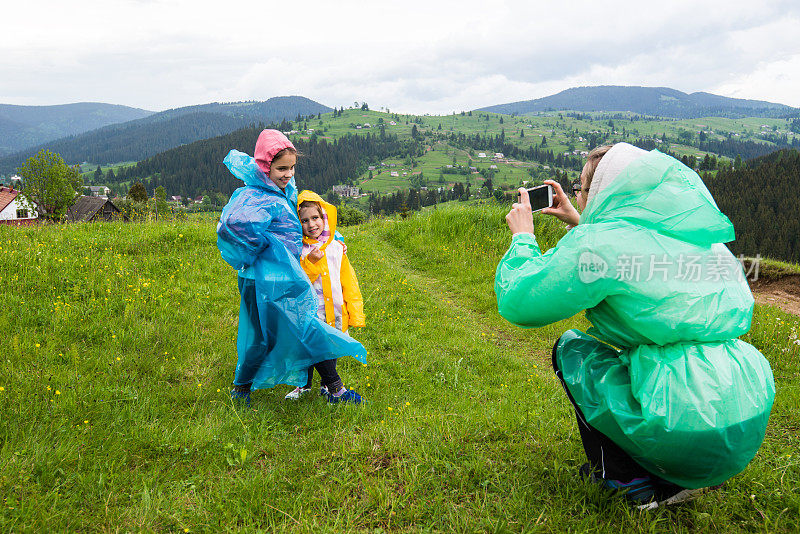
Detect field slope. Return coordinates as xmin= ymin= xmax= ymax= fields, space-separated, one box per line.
xmin=1 ymin=204 xmax=798 ymax=532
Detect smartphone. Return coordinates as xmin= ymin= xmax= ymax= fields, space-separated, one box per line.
xmin=519 ymin=184 xmax=554 ymax=212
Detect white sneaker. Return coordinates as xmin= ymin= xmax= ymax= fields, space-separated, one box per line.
xmin=284 ymin=386 xmax=312 ymax=400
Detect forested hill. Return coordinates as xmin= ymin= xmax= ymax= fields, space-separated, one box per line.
xmin=0 ymin=96 xmax=331 ymax=173
xmin=0 ymin=102 xmax=153 ymax=157
xmin=478 ymin=86 xmax=798 ymax=119
xmin=704 ymin=148 xmax=800 ymax=263
xmin=112 ymin=125 xmax=418 ymax=198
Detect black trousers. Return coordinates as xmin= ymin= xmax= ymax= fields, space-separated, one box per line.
xmin=551 ymin=337 xmax=652 ymax=482
xmin=303 ymin=358 xmax=343 ymax=392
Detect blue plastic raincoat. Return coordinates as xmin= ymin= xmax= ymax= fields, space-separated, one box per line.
xmin=495 ymin=146 xmax=774 ymax=488
xmin=217 ymin=141 xmax=367 ymax=390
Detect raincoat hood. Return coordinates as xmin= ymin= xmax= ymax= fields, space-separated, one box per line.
xmin=580 ymin=144 xmax=735 ymax=246
xmin=298 ymin=190 xmax=338 ymax=250
xmin=254 ymin=129 xmax=296 ymax=176
xmin=223 ymin=148 xmax=298 ymax=200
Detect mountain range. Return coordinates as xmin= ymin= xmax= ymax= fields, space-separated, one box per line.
xmin=0 ymin=102 xmax=153 ymax=156
xmin=0 ymin=96 xmax=331 ymax=173
xmin=476 ymin=86 xmax=798 ymax=119
xmin=2 ymin=86 xmax=798 ymax=175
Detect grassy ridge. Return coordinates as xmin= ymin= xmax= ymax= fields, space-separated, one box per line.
xmin=1 ymin=205 xmax=799 ymax=532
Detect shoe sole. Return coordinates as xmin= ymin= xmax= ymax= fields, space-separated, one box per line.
xmin=636 ymin=485 xmax=721 ymax=510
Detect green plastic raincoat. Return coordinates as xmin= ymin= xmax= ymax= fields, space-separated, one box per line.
xmin=495 ymin=147 xmax=774 ymax=488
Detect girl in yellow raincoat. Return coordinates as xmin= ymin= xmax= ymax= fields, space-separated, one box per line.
xmin=284 ymin=190 xmax=366 ymax=404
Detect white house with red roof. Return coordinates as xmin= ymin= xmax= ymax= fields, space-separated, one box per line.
xmin=0 ymin=186 xmax=39 ymax=226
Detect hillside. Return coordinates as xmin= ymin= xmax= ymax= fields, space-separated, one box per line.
xmin=477 ymin=86 xmax=798 ymax=119
xmin=0 ymin=205 xmax=797 ymax=530
xmin=704 ymin=148 xmax=800 ymax=262
xmin=91 ymin=108 xmax=799 ymax=200
xmin=0 ymin=96 xmax=331 ymax=173
xmin=0 ymin=102 xmax=153 ymax=157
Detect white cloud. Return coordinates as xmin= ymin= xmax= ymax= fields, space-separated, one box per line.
xmin=2 ymin=0 xmax=799 ymax=111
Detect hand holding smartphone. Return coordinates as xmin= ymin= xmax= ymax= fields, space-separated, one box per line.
xmin=518 ymin=184 xmax=554 ymax=212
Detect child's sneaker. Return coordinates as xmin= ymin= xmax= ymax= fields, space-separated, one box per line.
xmin=230 ymin=388 xmax=251 ymax=408
xmin=326 ymin=388 xmax=363 ymax=404
xmin=284 ymin=386 xmax=313 ymax=400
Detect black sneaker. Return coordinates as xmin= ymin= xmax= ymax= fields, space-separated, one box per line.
xmin=579 ymin=463 xmax=656 ymax=506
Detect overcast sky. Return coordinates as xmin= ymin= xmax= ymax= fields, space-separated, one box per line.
xmin=3 ymin=0 xmax=799 ymax=114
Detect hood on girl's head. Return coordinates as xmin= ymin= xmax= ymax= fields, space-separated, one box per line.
xmin=298 ymin=190 xmax=337 ymax=244
xmin=254 ymin=129 xmax=296 ymax=175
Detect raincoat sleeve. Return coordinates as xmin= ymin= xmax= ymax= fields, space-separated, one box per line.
xmin=217 ymin=205 xmax=274 ymax=271
xmin=495 ymin=231 xmax=608 ymax=327
xmin=340 ymin=253 xmax=365 ymax=327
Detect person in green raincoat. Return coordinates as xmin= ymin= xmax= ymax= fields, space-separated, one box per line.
xmin=495 ymin=143 xmax=774 ymax=508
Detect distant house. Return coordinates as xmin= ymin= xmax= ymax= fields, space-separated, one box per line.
xmin=332 ymin=185 xmax=360 ymax=198
xmin=494 ymin=153 xmax=504 ymax=159
xmin=477 ymin=153 xmax=486 ymax=158
xmin=170 ymin=196 xmax=183 ymax=204
xmin=0 ymin=186 xmax=39 ymax=226
xmin=86 ymin=185 xmax=111 ymax=198
xmin=489 ymin=164 xmax=498 ymax=170
xmin=66 ymin=196 xmax=127 ymax=222
xmin=194 ymin=196 xmax=205 ymax=204
xmin=368 ymin=166 xmax=376 ymax=171
xmin=390 ymin=171 xmax=399 ymax=177
xmin=363 ymin=123 xmax=371 ymax=128
xmin=389 ymin=121 xmax=397 ymax=126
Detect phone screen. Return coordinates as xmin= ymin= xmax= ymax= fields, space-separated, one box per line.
xmin=528 ymin=185 xmax=552 ymax=212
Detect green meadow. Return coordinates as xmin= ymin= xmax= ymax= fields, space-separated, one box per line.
xmin=1 ymin=204 xmax=798 ymax=532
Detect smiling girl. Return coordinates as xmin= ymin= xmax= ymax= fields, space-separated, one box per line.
xmin=216 ymin=130 xmax=366 ymax=406
xmin=284 ymin=190 xmax=365 ymax=403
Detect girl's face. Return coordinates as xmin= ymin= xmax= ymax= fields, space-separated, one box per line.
xmin=299 ymin=206 xmax=324 ymax=240
xmin=269 ymin=152 xmax=296 ymax=190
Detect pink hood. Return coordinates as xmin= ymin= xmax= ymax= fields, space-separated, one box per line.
xmin=254 ymin=129 xmax=296 ymax=176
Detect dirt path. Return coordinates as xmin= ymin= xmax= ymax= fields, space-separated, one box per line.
xmin=750 ymin=274 xmax=800 ymax=316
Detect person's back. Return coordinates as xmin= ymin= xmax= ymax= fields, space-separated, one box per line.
xmin=496 ymin=143 xmax=774 ymax=496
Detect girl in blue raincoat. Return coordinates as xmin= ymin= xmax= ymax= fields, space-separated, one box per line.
xmin=217 ymin=129 xmax=367 ymax=405
xmin=497 ymin=143 xmax=774 ymax=509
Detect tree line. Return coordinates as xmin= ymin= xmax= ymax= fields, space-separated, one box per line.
xmin=704 ymin=149 xmax=800 ymax=263
xmin=110 ymin=125 xmax=423 ymax=198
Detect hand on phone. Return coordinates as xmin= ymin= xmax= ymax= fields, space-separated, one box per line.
xmin=506 ymin=188 xmax=535 ymax=234
xmin=540 ymin=180 xmax=580 ymax=226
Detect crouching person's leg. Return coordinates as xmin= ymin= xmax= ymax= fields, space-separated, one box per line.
xmin=551 ymin=331 xmax=654 ymax=502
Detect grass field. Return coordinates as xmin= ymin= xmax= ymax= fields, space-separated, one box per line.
xmin=1 ymin=205 xmax=798 ymax=532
